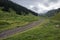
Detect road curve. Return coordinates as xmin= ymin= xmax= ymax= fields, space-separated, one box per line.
xmin=0 ymin=19 xmax=45 ymax=39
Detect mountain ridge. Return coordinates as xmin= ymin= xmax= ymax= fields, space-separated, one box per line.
xmin=45 ymin=8 xmax=60 ymax=17
xmin=0 ymin=0 xmax=38 ymax=16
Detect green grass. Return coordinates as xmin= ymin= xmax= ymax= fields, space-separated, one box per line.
xmin=3 ymin=20 xmax=60 ymax=40
xmin=51 ymin=12 xmax=60 ymax=20
xmin=1 ymin=7 xmax=60 ymax=40
xmin=0 ymin=8 xmax=39 ymax=32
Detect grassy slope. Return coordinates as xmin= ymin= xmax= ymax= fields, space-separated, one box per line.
xmin=0 ymin=8 xmax=39 ymax=32
xmin=4 ymin=19 xmax=60 ymax=40
xmin=4 ymin=12 xmax=60 ymax=40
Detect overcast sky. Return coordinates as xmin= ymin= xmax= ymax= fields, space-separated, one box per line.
xmin=11 ymin=0 xmax=60 ymax=14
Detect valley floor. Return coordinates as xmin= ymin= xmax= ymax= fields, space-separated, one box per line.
xmin=1 ymin=19 xmax=60 ymax=40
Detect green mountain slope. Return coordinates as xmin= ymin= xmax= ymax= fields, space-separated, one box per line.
xmin=3 ymin=9 xmax=60 ymax=40
xmin=0 ymin=0 xmax=40 ymax=32
xmin=0 ymin=8 xmax=39 ymax=32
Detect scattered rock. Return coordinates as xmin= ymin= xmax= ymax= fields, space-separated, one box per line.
xmin=55 ymin=25 xmax=60 ymax=28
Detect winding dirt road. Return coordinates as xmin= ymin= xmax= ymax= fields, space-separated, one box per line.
xmin=0 ymin=19 xmax=45 ymax=39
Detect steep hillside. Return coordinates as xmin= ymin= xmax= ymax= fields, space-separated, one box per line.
xmin=0 ymin=7 xmax=39 ymax=32
xmin=0 ymin=0 xmax=38 ymax=16
xmin=0 ymin=0 xmax=40 ymax=33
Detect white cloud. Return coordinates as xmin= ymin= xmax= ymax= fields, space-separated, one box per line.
xmin=11 ymin=0 xmax=60 ymax=13
xmin=29 ymin=5 xmax=34 ymax=9
xmin=49 ymin=1 xmax=60 ymax=9
xmin=29 ymin=0 xmax=60 ymax=13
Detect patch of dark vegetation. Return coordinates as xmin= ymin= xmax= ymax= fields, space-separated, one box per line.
xmin=0 ymin=21 xmax=10 ymax=25
xmin=0 ymin=21 xmax=10 ymax=29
